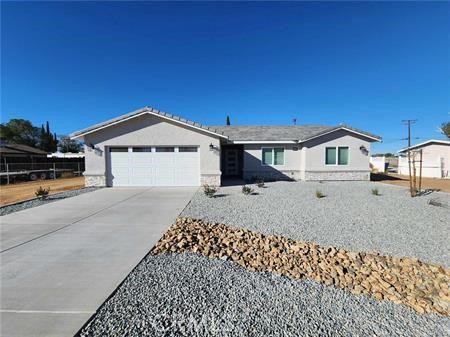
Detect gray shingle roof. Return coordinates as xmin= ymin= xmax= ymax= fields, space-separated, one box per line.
xmin=0 ymin=143 xmax=49 ymax=155
xmin=210 ymin=125 xmax=331 ymax=141
xmin=211 ymin=124 xmax=381 ymax=142
xmin=70 ymin=106 xmax=381 ymax=142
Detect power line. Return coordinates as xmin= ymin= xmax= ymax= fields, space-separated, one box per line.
xmin=401 ymin=119 xmax=417 ymax=148
xmin=401 ymin=119 xmax=417 ymax=194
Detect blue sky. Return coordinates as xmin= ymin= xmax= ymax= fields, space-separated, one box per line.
xmin=2 ymin=1 xmax=449 ymax=153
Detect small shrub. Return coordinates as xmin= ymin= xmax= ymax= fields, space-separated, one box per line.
xmin=428 ymin=198 xmax=449 ymax=208
xmin=315 ymin=190 xmax=325 ymax=198
xmin=203 ymin=184 xmax=218 ymax=198
xmin=35 ymin=186 xmax=50 ymax=199
xmin=242 ymin=185 xmax=254 ymax=195
xmin=256 ymin=179 xmax=265 ymax=188
xmin=371 ymin=188 xmax=380 ymax=196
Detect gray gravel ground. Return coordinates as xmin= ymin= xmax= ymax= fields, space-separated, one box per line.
xmin=80 ymin=253 xmax=449 ymax=337
xmin=0 ymin=187 xmax=99 ymax=216
xmin=182 ymin=181 xmax=450 ymax=267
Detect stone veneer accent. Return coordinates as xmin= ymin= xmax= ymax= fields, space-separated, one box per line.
xmin=200 ymin=174 xmax=221 ymax=186
xmin=304 ymin=170 xmax=370 ymax=181
xmin=152 ymin=218 xmax=450 ymax=316
xmin=84 ymin=174 xmax=106 ymax=187
xmin=243 ymin=170 xmax=300 ymax=181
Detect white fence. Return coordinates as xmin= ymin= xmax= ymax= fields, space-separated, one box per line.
xmin=370 ymin=156 xmax=386 ymax=173
xmin=398 ymin=156 xmax=446 ymax=178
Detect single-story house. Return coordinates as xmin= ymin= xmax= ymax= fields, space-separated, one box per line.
xmin=70 ymin=106 xmax=381 ymax=187
xmin=398 ymin=140 xmax=450 ymax=178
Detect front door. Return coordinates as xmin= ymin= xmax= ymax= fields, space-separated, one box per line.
xmin=224 ymin=149 xmax=238 ymax=176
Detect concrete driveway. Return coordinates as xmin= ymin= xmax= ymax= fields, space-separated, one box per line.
xmin=0 ymin=187 xmax=197 ymax=337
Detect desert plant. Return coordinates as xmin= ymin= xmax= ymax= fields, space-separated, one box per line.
xmin=371 ymin=188 xmax=380 ymax=196
xmin=256 ymin=179 xmax=265 ymax=188
xmin=315 ymin=190 xmax=325 ymax=198
xmin=242 ymin=185 xmax=254 ymax=195
xmin=35 ymin=186 xmax=50 ymax=199
xmin=203 ymin=184 xmax=218 ymax=198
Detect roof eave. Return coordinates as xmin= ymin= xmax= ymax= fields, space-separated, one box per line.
xmin=232 ymin=140 xmax=298 ymax=144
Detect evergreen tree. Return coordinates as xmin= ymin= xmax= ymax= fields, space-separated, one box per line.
xmin=53 ymin=132 xmax=58 ymax=152
xmin=38 ymin=121 xmax=58 ymax=152
xmin=0 ymin=119 xmax=40 ymax=147
xmin=440 ymin=122 xmax=450 ymax=138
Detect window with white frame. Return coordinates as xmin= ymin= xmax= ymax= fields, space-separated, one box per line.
xmin=262 ymin=147 xmax=284 ymax=165
xmin=325 ymin=147 xmax=348 ymax=165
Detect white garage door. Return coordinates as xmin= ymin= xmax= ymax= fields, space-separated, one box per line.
xmin=108 ymin=146 xmax=200 ymax=186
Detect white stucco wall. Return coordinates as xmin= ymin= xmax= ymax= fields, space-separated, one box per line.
xmin=302 ymin=130 xmax=372 ymax=180
xmin=242 ymin=143 xmax=302 ymax=181
xmin=370 ymin=156 xmax=386 ymax=173
xmin=81 ymin=114 xmax=222 ymax=186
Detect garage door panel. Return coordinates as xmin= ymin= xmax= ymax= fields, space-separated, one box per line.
xmin=109 ymin=151 xmax=130 ymax=186
xmin=153 ymin=168 xmax=175 ymax=186
xmin=129 ymin=153 xmax=154 ymax=186
xmin=174 ymin=173 xmax=198 ymax=186
xmin=108 ymin=147 xmax=200 ymax=187
xmin=153 ymin=156 xmax=175 ymax=167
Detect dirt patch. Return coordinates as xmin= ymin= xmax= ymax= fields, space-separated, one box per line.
xmin=0 ymin=176 xmax=85 ymax=205
xmin=372 ymin=173 xmax=450 ymax=193
xmin=153 ymin=217 xmax=450 ymax=316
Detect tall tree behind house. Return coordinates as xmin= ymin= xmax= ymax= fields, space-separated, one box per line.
xmin=39 ymin=121 xmax=58 ymax=152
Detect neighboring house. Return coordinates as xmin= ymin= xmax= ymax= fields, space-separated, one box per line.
xmin=398 ymin=140 xmax=450 ymax=178
xmin=0 ymin=143 xmax=49 ymax=166
xmin=70 ymin=106 xmax=381 ymax=187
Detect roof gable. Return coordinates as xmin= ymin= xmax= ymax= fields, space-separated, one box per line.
xmin=70 ymin=107 xmax=228 ymax=140
xmin=301 ymin=125 xmax=381 ymax=143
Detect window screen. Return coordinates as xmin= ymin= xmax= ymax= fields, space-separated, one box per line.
xmin=274 ymin=148 xmax=284 ymax=165
xmin=338 ymin=147 xmax=349 ymax=165
xmin=325 ymin=147 xmax=337 ymax=165
xmin=262 ymin=148 xmax=273 ymax=165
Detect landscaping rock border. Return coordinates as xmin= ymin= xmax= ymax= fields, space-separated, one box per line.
xmin=182 ymin=181 xmax=450 ymax=268
xmin=152 ymin=217 xmax=450 ymax=316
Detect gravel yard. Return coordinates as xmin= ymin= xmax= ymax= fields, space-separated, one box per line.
xmin=0 ymin=187 xmax=98 ymax=216
xmin=80 ymin=253 xmax=449 ymax=337
xmin=182 ymin=181 xmax=450 ymax=267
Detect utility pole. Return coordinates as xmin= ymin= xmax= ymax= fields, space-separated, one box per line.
xmin=401 ymin=119 xmax=417 ymax=196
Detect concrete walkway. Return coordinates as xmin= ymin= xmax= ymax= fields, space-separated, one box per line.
xmin=0 ymin=187 xmax=197 ymax=337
